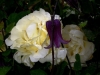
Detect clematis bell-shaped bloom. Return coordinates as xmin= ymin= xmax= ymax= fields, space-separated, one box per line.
xmin=45 ymin=19 xmax=70 ymax=48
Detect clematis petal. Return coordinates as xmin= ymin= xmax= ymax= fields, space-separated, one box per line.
xmin=45 ymin=20 xmax=53 ymax=48
xmin=45 ymin=19 xmax=70 ymax=48
xmin=54 ymin=20 xmax=70 ymax=47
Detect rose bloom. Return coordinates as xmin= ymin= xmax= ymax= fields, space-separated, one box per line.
xmin=5 ymin=8 xmax=53 ymax=68
xmin=39 ymin=48 xmax=67 ymax=65
xmin=62 ymin=25 xmax=94 ymax=64
xmin=5 ymin=8 xmax=66 ymax=68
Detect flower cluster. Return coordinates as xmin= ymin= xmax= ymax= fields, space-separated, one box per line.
xmin=5 ymin=9 xmax=94 ymax=68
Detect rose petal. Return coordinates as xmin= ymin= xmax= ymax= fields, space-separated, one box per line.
xmin=13 ymin=51 xmax=22 ymax=63
xmin=29 ymin=55 xmax=40 ymax=62
xmin=57 ymin=48 xmax=67 ymax=59
xmin=5 ymin=36 xmax=13 ymax=46
xmin=10 ymin=27 xmax=21 ymax=41
xmin=26 ymin=23 xmax=37 ymax=39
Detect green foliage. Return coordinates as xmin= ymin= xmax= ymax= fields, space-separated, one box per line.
xmin=0 ymin=66 xmax=11 ymax=75
xmin=2 ymin=49 xmax=11 ymax=56
xmin=83 ymin=29 xmax=96 ymax=41
xmin=6 ymin=22 xmax=15 ymax=33
xmin=79 ymin=21 xmax=87 ymax=28
xmin=30 ymin=69 xmax=47 ymax=75
xmin=0 ymin=10 xmax=7 ymax=20
xmin=5 ymin=10 xmax=30 ymax=33
xmin=2 ymin=50 xmax=12 ymax=63
xmin=74 ymin=54 xmax=82 ymax=71
xmin=86 ymin=73 xmax=91 ymax=75
xmin=55 ymin=61 xmax=68 ymax=75
xmin=0 ymin=40 xmax=3 ymax=47
xmin=81 ymin=63 xmax=97 ymax=75
xmin=0 ymin=21 xmax=4 ymax=30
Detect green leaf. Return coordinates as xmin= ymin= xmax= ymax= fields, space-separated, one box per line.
xmin=75 ymin=54 xmax=80 ymax=62
xmin=17 ymin=10 xmax=30 ymax=19
xmin=0 ymin=40 xmax=3 ymax=47
xmin=86 ymin=73 xmax=90 ymax=75
xmin=2 ymin=49 xmax=11 ymax=56
xmin=0 ymin=21 xmax=4 ymax=30
xmin=56 ymin=61 xmax=68 ymax=75
xmin=30 ymin=69 xmax=47 ymax=75
xmin=74 ymin=61 xmax=82 ymax=71
xmin=74 ymin=54 xmax=82 ymax=71
xmin=81 ymin=63 xmax=96 ymax=75
xmin=6 ymin=22 xmax=15 ymax=33
xmin=0 ymin=34 xmax=3 ymax=40
xmin=79 ymin=21 xmax=87 ymax=28
xmin=0 ymin=66 xmax=11 ymax=75
xmin=83 ymin=29 xmax=96 ymax=41
xmin=7 ymin=13 xmax=18 ymax=24
xmin=18 ymin=0 xmax=23 ymax=6
xmin=0 ymin=10 xmax=6 ymax=20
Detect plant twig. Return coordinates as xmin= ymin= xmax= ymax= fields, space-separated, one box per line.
xmin=61 ymin=43 xmax=72 ymax=75
xmin=50 ymin=0 xmax=59 ymax=75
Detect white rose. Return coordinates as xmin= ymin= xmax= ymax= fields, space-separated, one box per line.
xmin=62 ymin=25 xmax=94 ymax=64
xmin=39 ymin=48 xmax=67 ymax=65
xmin=5 ymin=8 xmax=52 ymax=68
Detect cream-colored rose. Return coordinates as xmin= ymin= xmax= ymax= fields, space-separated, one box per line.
xmin=5 ymin=8 xmax=53 ymax=68
xmin=62 ymin=25 xmax=94 ymax=64
xmin=39 ymin=48 xmax=67 ymax=65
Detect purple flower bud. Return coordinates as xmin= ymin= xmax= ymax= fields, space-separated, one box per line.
xmin=45 ymin=19 xmax=70 ymax=49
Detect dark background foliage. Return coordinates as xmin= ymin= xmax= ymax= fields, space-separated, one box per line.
xmin=0 ymin=0 xmax=100 ymax=75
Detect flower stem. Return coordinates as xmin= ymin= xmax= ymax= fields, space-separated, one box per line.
xmin=66 ymin=55 xmax=72 ymax=72
xmin=61 ymin=43 xmax=72 ymax=75
xmin=50 ymin=0 xmax=59 ymax=75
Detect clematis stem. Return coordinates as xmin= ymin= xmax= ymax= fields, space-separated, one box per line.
xmin=52 ymin=0 xmax=58 ymax=18
xmin=50 ymin=0 xmax=59 ymax=75
xmin=51 ymin=16 xmax=55 ymax=75
xmin=61 ymin=43 xmax=72 ymax=75
xmin=66 ymin=55 xmax=72 ymax=74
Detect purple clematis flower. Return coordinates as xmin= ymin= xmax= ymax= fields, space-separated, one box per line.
xmin=45 ymin=19 xmax=70 ymax=49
